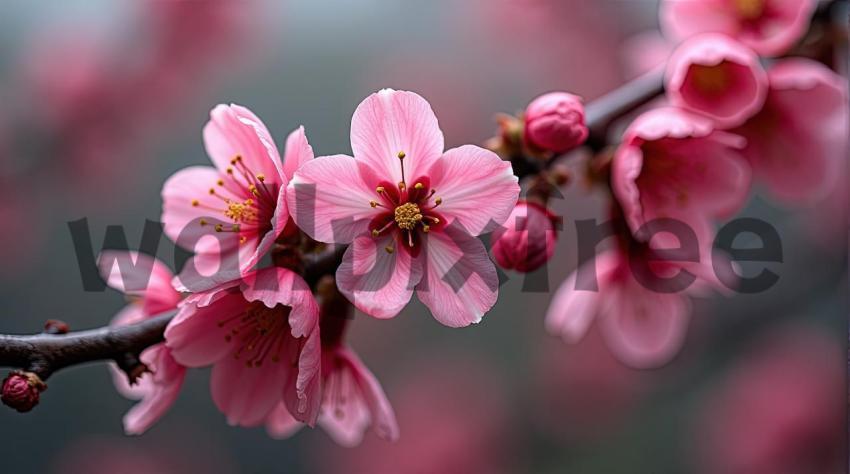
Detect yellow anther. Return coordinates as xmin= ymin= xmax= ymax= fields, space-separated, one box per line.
xmin=422 ymin=225 xmax=430 ymax=233
xmin=385 ymin=245 xmax=394 ymax=254
xmin=397 ymin=151 xmax=406 ymax=159
xmin=215 ymin=224 xmax=223 ymax=232
xmin=209 ymin=188 xmax=216 ymax=195
xmin=432 ymin=217 xmax=440 ymax=224
xmin=376 ymin=186 xmax=385 ymax=194
xmin=370 ymin=200 xmax=379 ymax=208
xmin=414 ymin=182 xmax=424 ymax=190
xmin=256 ymin=174 xmax=265 ymax=182
xmin=217 ymin=179 xmax=224 ymax=186
xmin=398 ymin=182 xmax=406 ymax=190
xmin=232 ymin=224 xmax=240 ymax=231
xmin=434 ymin=197 xmax=442 ymax=205
xmin=245 ymin=199 xmax=254 ymax=205
xmin=239 ymin=236 xmax=247 ymax=244
xmin=191 ymin=199 xmax=200 ymax=207
xmin=372 ymin=229 xmax=381 ymax=237
xmin=199 ymin=219 xmax=208 ymax=226
xmin=226 ymin=167 xmax=234 ymax=174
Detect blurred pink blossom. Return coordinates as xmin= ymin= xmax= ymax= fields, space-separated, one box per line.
xmin=287 ymin=89 xmax=519 ymax=327
xmin=545 ymin=245 xmax=725 ymax=368
xmin=266 ymin=295 xmax=398 ymax=447
xmin=266 ymin=345 xmax=398 ymax=447
xmin=98 ymin=251 xmax=184 ymax=435
xmin=491 ymin=200 xmax=558 ymax=273
xmin=666 ymin=33 xmax=768 ymax=127
xmin=163 ymin=106 xmax=313 ymax=292
xmin=660 ymin=0 xmax=817 ymax=57
xmin=731 ymin=58 xmax=849 ymax=204
xmin=694 ymin=326 xmax=845 ymax=474
xmin=611 ymin=107 xmax=750 ymax=240
xmin=165 ymin=266 xmax=321 ymax=428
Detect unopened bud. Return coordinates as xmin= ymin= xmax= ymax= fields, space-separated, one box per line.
xmin=524 ymin=92 xmax=588 ymax=154
xmin=491 ymin=201 xmax=558 ymax=273
xmin=2 ymin=371 xmax=46 ymax=413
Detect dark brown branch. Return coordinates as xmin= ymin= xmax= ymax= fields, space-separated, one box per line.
xmin=0 ymin=245 xmax=350 ymax=380
xmin=0 ymin=313 xmax=173 ymax=380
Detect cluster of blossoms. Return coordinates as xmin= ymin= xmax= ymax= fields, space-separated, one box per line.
xmin=486 ymin=0 xmax=847 ymax=368
xmin=31 ymin=0 xmax=839 ymax=445
xmin=98 ymin=90 xmax=520 ymax=444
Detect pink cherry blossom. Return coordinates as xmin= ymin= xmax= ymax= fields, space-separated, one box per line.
xmin=611 ymin=107 xmax=750 ymax=240
xmin=545 ymin=245 xmax=723 ymax=368
xmin=491 ymin=200 xmax=558 ymax=273
xmin=265 ymin=282 xmax=397 ymax=446
xmin=162 ymin=105 xmax=314 ymax=291
xmin=164 ymin=266 xmax=321 ymax=427
xmin=694 ymin=326 xmax=844 ymax=474
xmin=660 ymin=0 xmax=817 ymax=57
xmin=97 ymin=251 xmax=184 ymax=435
xmin=731 ymin=58 xmax=849 ymax=204
xmin=266 ymin=345 xmax=398 ymax=447
xmin=666 ymin=33 xmax=768 ymax=127
xmin=287 ymin=89 xmax=519 ymax=327
xmin=523 ymin=91 xmax=589 ymax=153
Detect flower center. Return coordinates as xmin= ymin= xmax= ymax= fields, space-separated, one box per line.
xmin=691 ymin=64 xmax=729 ymax=94
xmin=218 ymin=301 xmax=295 ymax=368
xmin=394 ymin=202 xmax=422 ymax=230
xmin=734 ymin=0 xmax=764 ymax=20
xmin=191 ymin=154 xmax=276 ymax=245
xmin=367 ymin=151 xmax=444 ymax=253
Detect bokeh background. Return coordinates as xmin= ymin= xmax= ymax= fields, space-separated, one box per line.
xmin=0 ymin=1 xmax=846 ymax=473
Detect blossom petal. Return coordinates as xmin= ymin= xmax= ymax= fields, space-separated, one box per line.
xmin=122 ymin=345 xmax=185 ymax=435
xmin=545 ymin=252 xmax=619 ymax=343
xmin=350 ymin=89 xmax=444 ymax=184
xmin=164 ymin=292 xmax=246 ymax=367
xmin=735 ymin=59 xmax=849 ymax=203
xmin=210 ymin=346 xmax=288 ymax=427
xmin=161 ymin=166 xmax=244 ymax=282
xmin=240 ymin=267 xmax=319 ymax=338
xmin=322 ymin=346 xmax=398 ymax=446
xmin=416 ymin=230 xmax=498 ymax=327
xmin=427 ymin=145 xmax=519 ymax=236
xmin=281 ymin=126 xmax=315 ymax=181
xmin=98 ymin=251 xmax=180 ymax=315
xmin=203 ymin=104 xmax=283 ymax=185
xmin=287 ymin=155 xmax=379 ymax=244
xmin=337 ymin=234 xmax=422 ymax=319
xmin=266 ymin=401 xmax=304 ymax=439
xmin=599 ymin=283 xmax=692 ymax=369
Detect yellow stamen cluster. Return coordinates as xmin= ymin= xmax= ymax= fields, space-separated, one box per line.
xmin=394 ymin=203 xmax=423 ymax=230
xmin=224 ymin=200 xmax=258 ymax=223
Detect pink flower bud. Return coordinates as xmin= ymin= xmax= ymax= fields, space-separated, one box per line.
xmin=492 ymin=201 xmax=558 ymax=273
xmin=2 ymin=371 xmax=46 ymax=413
xmin=524 ymin=92 xmax=589 ymax=153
